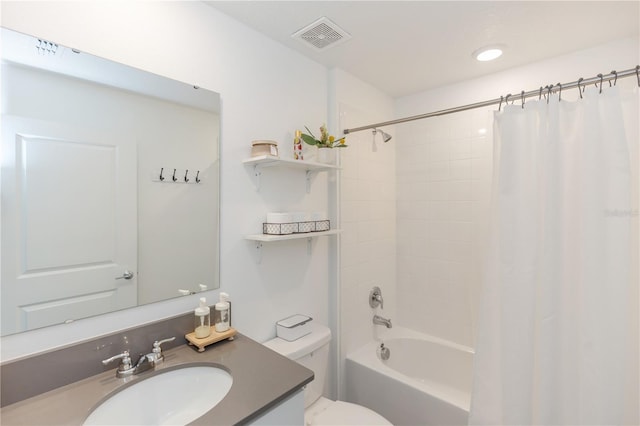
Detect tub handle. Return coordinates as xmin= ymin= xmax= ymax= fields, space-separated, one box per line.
xmin=370 ymin=286 xmax=384 ymax=309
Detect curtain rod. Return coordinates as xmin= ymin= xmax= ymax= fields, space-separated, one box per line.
xmin=342 ymin=65 xmax=640 ymax=135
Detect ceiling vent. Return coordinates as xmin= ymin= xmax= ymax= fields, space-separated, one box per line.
xmin=291 ymin=17 xmax=351 ymax=51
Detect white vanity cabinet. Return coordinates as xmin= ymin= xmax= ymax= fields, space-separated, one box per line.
xmin=247 ymin=389 xmax=305 ymax=425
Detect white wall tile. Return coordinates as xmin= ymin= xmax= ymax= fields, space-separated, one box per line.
xmin=450 ymin=159 xmax=472 ymax=180
xmin=448 ymin=180 xmax=472 ymax=201
xmin=450 ymin=139 xmax=472 ymax=160
xmin=449 ymin=201 xmax=474 ymax=222
xmin=426 ymin=201 xmax=450 ymax=221
xmin=425 ymin=181 xmax=449 ymax=200
xmin=471 ymin=136 xmax=491 ymax=159
xmin=471 ymin=158 xmax=492 ymax=181
xmin=426 ymin=160 xmax=450 ymax=181
xmin=341 ymin=200 xmax=359 ymax=223
xmin=449 ymin=221 xmax=473 ymax=242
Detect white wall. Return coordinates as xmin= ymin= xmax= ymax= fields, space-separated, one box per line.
xmin=329 ymin=68 xmax=396 ymax=398
xmin=1 ymin=1 xmax=333 ymax=361
xmin=395 ymin=37 xmax=639 ymax=348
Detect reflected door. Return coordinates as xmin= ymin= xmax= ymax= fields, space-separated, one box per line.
xmin=1 ymin=116 xmax=137 ymax=334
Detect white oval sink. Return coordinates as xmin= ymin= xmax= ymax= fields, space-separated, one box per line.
xmin=84 ymin=365 xmax=232 ymax=425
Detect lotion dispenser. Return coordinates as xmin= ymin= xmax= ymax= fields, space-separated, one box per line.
xmin=215 ymin=292 xmax=230 ymax=332
xmin=194 ymin=297 xmax=211 ymax=338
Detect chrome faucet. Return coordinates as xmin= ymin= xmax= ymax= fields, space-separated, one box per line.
xmin=102 ymin=337 xmax=175 ymax=378
xmin=373 ymin=314 xmax=392 ymax=328
xmin=132 ymin=353 xmax=155 ymax=375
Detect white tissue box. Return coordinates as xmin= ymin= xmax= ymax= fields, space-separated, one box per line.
xmin=276 ymin=314 xmax=313 ymax=341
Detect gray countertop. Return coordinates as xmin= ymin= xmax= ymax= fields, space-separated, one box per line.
xmin=0 ymin=333 xmax=313 ymax=425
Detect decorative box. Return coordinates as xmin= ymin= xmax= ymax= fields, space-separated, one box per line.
xmin=276 ymin=314 xmax=313 ymax=341
xmin=251 ymin=140 xmax=278 ymax=157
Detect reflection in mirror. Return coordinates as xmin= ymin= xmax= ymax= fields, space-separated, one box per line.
xmin=1 ymin=28 xmax=220 ymax=336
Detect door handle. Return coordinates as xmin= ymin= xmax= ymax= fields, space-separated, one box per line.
xmin=115 ymin=270 xmax=134 ymax=280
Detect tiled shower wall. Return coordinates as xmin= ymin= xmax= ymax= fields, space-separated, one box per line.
xmin=339 ymin=103 xmax=396 ymax=356
xmin=395 ymin=107 xmax=493 ymax=348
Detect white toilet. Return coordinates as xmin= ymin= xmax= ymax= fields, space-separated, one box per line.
xmin=264 ymin=322 xmax=392 ymax=426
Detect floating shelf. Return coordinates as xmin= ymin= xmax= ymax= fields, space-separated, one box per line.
xmin=244 ymin=229 xmax=341 ymax=263
xmin=242 ymin=156 xmax=340 ymax=192
xmin=244 ymin=229 xmax=341 ymax=242
xmin=242 ymin=155 xmax=341 ymax=171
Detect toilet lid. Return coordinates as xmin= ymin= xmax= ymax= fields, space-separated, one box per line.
xmin=309 ymin=401 xmax=392 ymax=426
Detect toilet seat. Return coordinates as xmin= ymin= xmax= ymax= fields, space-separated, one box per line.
xmin=306 ymin=398 xmax=392 ymax=426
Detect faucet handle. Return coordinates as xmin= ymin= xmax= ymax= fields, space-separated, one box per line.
xmin=102 ymin=350 xmax=132 ymax=371
xmin=151 ymin=336 xmax=176 ymax=364
xmin=152 ymin=336 xmax=176 ymax=353
xmin=369 ymin=286 xmax=384 ymax=309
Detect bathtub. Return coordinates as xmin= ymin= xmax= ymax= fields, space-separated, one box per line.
xmin=345 ymin=327 xmax=474 ymax=426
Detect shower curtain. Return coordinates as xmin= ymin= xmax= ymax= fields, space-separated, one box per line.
xmin=469 ymin=86 xmax=639 ymax=425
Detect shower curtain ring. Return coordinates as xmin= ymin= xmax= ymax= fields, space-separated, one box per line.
xmin=635 ymin=65 xmax=639 ymax=87
xmin=597 ymin=73 xmax=603 ymax=94
xmin=521 ymin=90 xmax=525 ymax=109
xmin=546 ymin=85 xmax=552 ymax=104
xmin=609 ymin=70 xmax=617 ymax=87
xmin=556 ymin=83 xmax=562 ymax=102
xmin=498 ymin=95 xmax=503 ymax=111
xmin=578 ymin=78 xmax=584 ymax=99
xmin=539 ymin=86 xmax=543 ymax=100
xmin=505 ymin=93 xmax=512 ymax=106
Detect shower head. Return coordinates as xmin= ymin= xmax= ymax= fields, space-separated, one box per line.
xmin=373 ymin=128 xmax=392 ymax=143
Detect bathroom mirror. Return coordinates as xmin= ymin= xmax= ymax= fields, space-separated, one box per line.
xmin=0 ymin=28 xmax=221 ymax=336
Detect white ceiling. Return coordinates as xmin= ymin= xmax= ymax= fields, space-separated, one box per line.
xmin=205 ymin=1 xmax=639 ymax=98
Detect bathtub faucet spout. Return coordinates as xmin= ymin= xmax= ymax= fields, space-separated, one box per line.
xmin=373 ymin=315 xmax=392 ymax=328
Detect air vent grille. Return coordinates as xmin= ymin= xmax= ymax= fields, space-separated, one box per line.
xmin=292 ymin=17 xmax=351 ymax=51
xmin=35 ymin=38 xmax=59 ymax=56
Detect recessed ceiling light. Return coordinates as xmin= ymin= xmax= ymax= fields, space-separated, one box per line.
xmin=473 ymin=46 xmax=503 ymax=62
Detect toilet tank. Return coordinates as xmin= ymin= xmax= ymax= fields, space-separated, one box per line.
xmin=263 ymin=323 xmax=331 ymax=408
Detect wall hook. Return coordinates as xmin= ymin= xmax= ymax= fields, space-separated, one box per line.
xmin=172 ymin=168 xmax=177 ymax=182
xmin=195 ymin=170 xmax=201 ymax=183
xmin=184 ymin=169 xmax=189 ymax=183
xmin=159 ymin=167 xmax=165 ymax=181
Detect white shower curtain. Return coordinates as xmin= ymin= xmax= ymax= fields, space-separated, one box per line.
xmin=469 ymin=86 xmax=639 ymax=425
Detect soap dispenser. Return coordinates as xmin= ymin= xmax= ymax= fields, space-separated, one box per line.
xmin=194 ymin=297 xmax=211 ymax=338
xmin=215 ymin=292 xmax=230 ymax=332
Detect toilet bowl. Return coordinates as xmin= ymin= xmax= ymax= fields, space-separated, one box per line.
xmin=263 ymin=322 xmax=392 ymax=426
xmin=305 ymin=396 xmax=391 ymax=425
